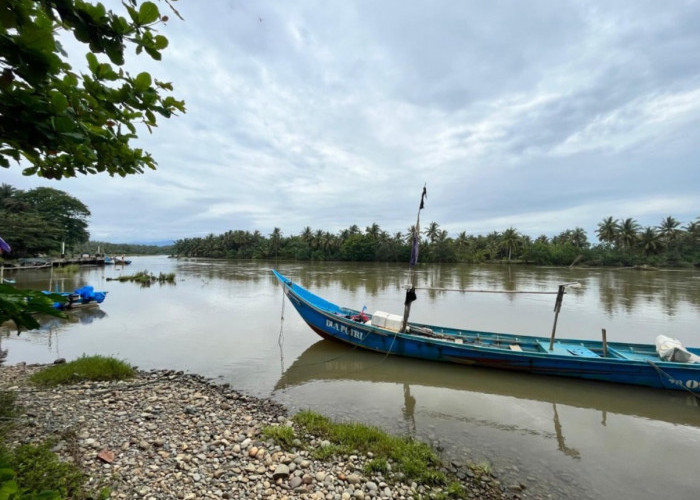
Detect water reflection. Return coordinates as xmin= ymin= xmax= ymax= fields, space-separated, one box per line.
xmin=274 ymin=263 xmax=699 ymax=320
xmin=275 ymin=340 xmax=700 ymax=429
xmin=37 ymin=307 xmax=108 ymax=330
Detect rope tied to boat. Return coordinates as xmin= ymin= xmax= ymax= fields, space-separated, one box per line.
xmin=646 ymin=360 xmax=700 ymax=400
xmin=412 ymin=287 xmax=560 ymax=294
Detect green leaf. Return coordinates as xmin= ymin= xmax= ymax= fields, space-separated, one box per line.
xmin=138 ymin=2 xmax=160 ymax=24
xmin=86 ymin=52 xmax=99 ymax=73
xmin=61 ymin=132 xmax=87 ymax=143
xmin=144 ymin=46 xmax=161 ymax=60
xmin=133 ymin=72 xmax=152 ymax=91
xmin=154 ymin=35 xmax=169 ymax=50
xmin=96 ymin=62 xmax=118 ymax=80
xmin=49 ymin=90 xmax=69 ymax=113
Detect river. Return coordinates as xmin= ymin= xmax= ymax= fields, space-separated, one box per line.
xmin=2 ymin=257 xmax=699 ymax=499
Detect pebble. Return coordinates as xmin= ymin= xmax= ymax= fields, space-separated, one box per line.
xmin=1 ymin=365 xmax=511 ymax=499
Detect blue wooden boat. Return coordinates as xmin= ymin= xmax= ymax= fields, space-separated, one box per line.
xmin=43 ymin=285 xmax=108 ymax=310
xmin=272 ymin=270 xmax=700 ymax=393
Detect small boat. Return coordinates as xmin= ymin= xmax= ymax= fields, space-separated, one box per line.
xmin=106 ymin=255 xmax=131 ymax=265
xmin=43 ymin=285 xmax=108 ymax=310
xmin=272 ymin=185 xmax=700 ymax=394
xmin=273 ymin=270 xmax=700 ymax=393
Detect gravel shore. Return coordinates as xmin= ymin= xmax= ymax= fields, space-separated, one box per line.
xmin=1 ymin=363 xmax=515 ymax=499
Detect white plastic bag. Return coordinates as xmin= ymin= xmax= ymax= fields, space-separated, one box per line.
xmin=655 ymin=335 xmax=700 ymax=363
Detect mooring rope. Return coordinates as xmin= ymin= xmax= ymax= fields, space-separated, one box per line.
xmin=646 ymin=360 xmax=700 ymax=400
xmin=413 ymin=286 xmax=560 ymax=294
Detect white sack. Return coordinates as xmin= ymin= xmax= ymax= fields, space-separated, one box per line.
xmin=655 ymin=335 xmax=700 ymax=363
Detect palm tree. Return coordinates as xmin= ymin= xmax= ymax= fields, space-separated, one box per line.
xmin=658 ymin=216 xmax=681 ymax=242
xmin=570 ymin=227 xmax=589 ymax=248
xmin=424 ymin=222 xmax=440 ymax=244
xmin=618 ymin=218 xmax=640 ymax=249
xmin=301 ymin=227 xmax=313 ymax=252
xmin=596 ymin=217 xmax=619 ymax=246
xmin=639 ymin=227 xmax=663 ymax=256
xmin=405 ymin=225 xmax=417 ymax=245
xmin=499 ymin=227 xmax=521 ymax=261
xmin=365 ymin=223 xmax=381 ymax=241
xmin=684 ymin=219 xmax=700 ymax=241
xmin=269 ymin=227 xmax=282 ymax=258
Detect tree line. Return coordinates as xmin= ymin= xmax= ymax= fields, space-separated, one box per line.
xmin=0 ymin=183 xmax=90 ymax=257
xmin=0 ymin=183 xmax=169 ymax=259
xmin=173 ymin=217 xmax=700 ymax=267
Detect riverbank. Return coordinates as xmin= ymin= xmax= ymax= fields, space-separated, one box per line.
xmin=1 ymin=363 xmax=516 ymax=500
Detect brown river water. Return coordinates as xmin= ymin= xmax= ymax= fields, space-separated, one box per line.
xmin=2 ymin=257 xmax=699 ymax=499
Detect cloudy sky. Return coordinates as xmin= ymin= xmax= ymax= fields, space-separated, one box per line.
xmin=4 ymin=0 xmax=700 ymax=244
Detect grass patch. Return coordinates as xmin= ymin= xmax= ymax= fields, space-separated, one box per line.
xmin=292 ymin=410 xmax=445 ymax=485
xmin=106 ymin=270 xmax=175 ymax=286
xmin=9 ymin=441 xmax=85 ymax=498
xmin=262 ymin=425 xmax=296 ymax=448
xmin=0 ymin=390 xmax=18 ymax=439
xmin=29 ymin=355 xmax=135 ymax=387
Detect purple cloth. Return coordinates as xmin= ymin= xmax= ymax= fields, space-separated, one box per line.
xmin=0 ymin=236 xmax=10 ymax=253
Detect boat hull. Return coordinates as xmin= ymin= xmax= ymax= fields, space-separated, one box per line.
xmin=273 ymin=270 xmax=700 ymax=393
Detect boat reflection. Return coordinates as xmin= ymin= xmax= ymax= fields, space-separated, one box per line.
xmin=37 ymin=306 xmax=108 ymax=331
xmin=275 ymin=340 xmax=700 ymax=429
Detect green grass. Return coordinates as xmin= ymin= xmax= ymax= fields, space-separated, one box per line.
xmin=292 ymin=410 xmax=446 ymax=485
xmin=262 ymin=425 xmax=296 ymax=448
xmin=0 ymin=390 xmax=18 ymax=439
xmin=29 ymin=355 xmax=135 ymax=387
xmin=106 ymin=270 xmax=175 ymax=285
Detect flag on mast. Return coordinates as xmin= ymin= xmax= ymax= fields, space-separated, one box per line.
xmin=409 ymin=186 xmax=427 ymax=268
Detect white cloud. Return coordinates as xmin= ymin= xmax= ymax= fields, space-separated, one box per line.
xmin=3 ymin=0 xmax=699 ymax=243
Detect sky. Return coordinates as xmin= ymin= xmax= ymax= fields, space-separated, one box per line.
xmin=3 ymin=0 xmax=700 ymax=244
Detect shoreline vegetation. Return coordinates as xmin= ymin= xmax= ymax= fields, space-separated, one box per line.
xmin=1 ymin=357 xmax=513 ymax=499
xmin=1 ymin=182 xmax=697 ymax=269
xmin=170 ymin=219 xmax=699 ymax=269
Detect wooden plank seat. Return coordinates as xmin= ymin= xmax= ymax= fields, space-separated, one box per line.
xmin=537 ymin=341 xmax=600 ymax=358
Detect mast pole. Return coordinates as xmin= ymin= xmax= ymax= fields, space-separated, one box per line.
xmin=400 ymin=185 xmax=426 ymax=333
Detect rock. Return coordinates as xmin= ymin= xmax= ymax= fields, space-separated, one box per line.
xmin=346 ymin=474 xmax=362 ymax=485
xmin=273 ymin=464 xmax=290 ymax=480
xmin=97 ymin=449 xmax=115 ymax=463
xmin=0 ymin=366 xmax=514 ymax=500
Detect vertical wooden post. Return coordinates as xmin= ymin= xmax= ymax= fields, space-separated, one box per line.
xmin=548 ymin=285 xmax=565 ymax=351
xmin=602 ymin=328 xmax=608 ymax=357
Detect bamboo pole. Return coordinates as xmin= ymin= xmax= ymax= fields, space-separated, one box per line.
xmin=602 ymin=328 xmax=608 ymax=357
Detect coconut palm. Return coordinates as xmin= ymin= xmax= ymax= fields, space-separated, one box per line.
xmin=658 ymin=216 xmax=681 ymax=242
xmin=269 ymin=227 xmax=282 ymax=257
xmin=424 ymin=222 xmax=440 ymax=244
xmin=499 ymin=227 xmax=521 ymax=261
xmin=365 ymin=223 xmax=381 ymax=240
xmin=639 ymin=227 xmax=663 ymax=256
xmin=618 ymin=218 xmax=640 ymax=249
xmin=596 ymin=217 xmax=619 ymax=245
xmin=300 ymin=226 xmax=313 ymax=251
